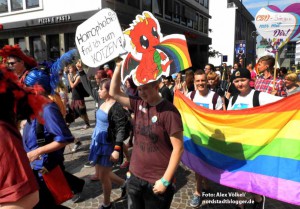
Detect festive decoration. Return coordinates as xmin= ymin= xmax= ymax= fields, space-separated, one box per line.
xmin=122 ymin=11 xmax=191 ymax=86
xmin=174 ymin=91 xmax=300 ymax=206
xmin=0 ymin=44 xmax=37 ymax=68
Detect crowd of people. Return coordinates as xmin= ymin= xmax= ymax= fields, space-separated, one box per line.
xmin=0 ymin=43 xmax=299 ymax=209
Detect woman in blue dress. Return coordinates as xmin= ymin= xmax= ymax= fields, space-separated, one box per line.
xmin=89 ymin=78 xmax=127 ymax=209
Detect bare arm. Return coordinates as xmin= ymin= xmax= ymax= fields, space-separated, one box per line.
xmin=1 ymin=191 xmax=39 ymax=209
xmin=109 ymin=58 xmax=131 ymax=109
xmin=68 ymin=74 xmax=81 ymax=89
xmin=153 ymin=131 xmax=184 ymax=194
xmin=27 ymin=141 xmax=70 ymax=162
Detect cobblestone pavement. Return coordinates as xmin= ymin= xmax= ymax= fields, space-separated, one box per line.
xmin=62 ymin=97 xmax=300 ymax=209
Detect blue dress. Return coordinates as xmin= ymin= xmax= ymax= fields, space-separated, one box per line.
xmin=88 ymin=109 xmax=114 ymax=167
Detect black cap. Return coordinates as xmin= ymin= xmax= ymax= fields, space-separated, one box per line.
xmin=231 ymin=68 xmax=251 ymax=81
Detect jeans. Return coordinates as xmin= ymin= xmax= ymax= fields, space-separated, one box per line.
xmin=127 ymin=173 xmax=175 ymax=209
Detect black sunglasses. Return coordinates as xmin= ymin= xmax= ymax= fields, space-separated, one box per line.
xmin=7 ymin=61 xmax=18 ymax=66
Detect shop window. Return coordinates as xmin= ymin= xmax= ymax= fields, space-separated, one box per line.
xmin=153 ymin=0 xmax=162 ymax=16
xmin=65 ymin=33 xmax=76 ymax=51
xmin=26 ymin=0 xmax=39 ymax=8
xmin=48 ymin=34 xmax=59 ymax=61
xmin=173 ymin=1 xmax=180 ymax=23
xmin=0 ymin=0 xmax=8 ymax=13
xmin=0 ymin=39 xmax=8 ymax=48
xmin=128 ymin=0 xmax=139 ymax=9
xmin=10 ymin=0 xmax=22 ymax=11
xmin=142 ymin=0 xmax=151 ymax=12
xmin=165 ymin=0 xmax=172 ymax=20
xmin=15 ymin=37 xmax=25 ymax=50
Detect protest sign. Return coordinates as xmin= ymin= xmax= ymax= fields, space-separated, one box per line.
xmin=121 ymin=11 xmax=191 ymax=86
xmin=255 ymin=3 xmax=300 ymax=53
xmin=75 ymin=8 xmax=125 ymax=67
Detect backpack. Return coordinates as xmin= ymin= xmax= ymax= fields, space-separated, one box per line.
xmin=190 ymin=90 xmax=219 ymax=110
xmin=231 ymin=90 xmax=260 ymax=107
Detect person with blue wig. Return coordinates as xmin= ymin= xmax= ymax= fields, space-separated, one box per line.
xmin=23 ymin=69 xmax=85 ymax=208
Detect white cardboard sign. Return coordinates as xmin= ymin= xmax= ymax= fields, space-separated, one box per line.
xmin=75 ymin=8 xmax=125 ymax=67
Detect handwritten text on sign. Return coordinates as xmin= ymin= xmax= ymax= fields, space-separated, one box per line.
xmin=255 ymin=7 xmax=296 ymax=43
xmin=75 ymin=8 xmax=124 ymax=67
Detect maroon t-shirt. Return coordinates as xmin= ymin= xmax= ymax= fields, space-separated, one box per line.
xmin=129 ymin=98 xmax=183 ymax=183
xmin=0 ymin=121 xmax=39 ymax=203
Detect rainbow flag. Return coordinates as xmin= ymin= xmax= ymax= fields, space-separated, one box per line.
xmin=174 ymin=91 xmax=300 ymax=205
xmin=155 ymin=36 xmax=192 ymax=74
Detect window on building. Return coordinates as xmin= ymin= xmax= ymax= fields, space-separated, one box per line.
xmin=173 ymin=1 xmax=180 ymax=23
xmin=0 ymin=0 xmax=8 ymax=13
xmin=165 ymin=0 xmax=172 ymax=20
xmin=153 ymin=0 xmax=162 ymax=16
xmin=199 ymin=0 xmax=204 ymax=5
xmin=199 ymin=15 xmax=203 ymax=32
xmin=204 ymin=0 xmax=208 ymax=8
xmin=128 ymin=0 xmax=139 ymax=9
xmin=0 ymin=39 xmax=8 ymax=48
xmin=195 ymin=0 xmax=199 ymax=2
xmin=26 ymin=0 xmax=39 ymax=8
xmin=142 ymin=0 xmax=151 ymax=11
xmin=203 ymin=17 xmax=208 ymax=34
xmin=15 ymin=37 xmax=25 ymax=50
xmin=48 ymin=34 xmax=59 ymax=61
xmin=64 ymin=33 xmax=76 ymax=51
xmin=194 ymin=13 xmax=199 ymax=30
xmin=11 ymin=0 xmax=23 ymax=11
xmin=180 ymin=5 xmax=186 ymax=25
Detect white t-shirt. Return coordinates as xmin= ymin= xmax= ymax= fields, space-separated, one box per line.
xmin=187 ymin=90 xmax=223 ymax=110
xmin=227 ymin=89 xmax=282 ymax=110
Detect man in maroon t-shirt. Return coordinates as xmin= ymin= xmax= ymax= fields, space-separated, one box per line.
xmin=110 ymin=58 xmax=183 ymax=209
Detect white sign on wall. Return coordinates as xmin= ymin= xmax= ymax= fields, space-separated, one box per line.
xmin=75 ymin=8 xmax=125 ymax=67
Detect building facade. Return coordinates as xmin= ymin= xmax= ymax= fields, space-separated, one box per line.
xmin=0 ymin=0 xmax=211 ymax=69
xmin=208 ymin=0 xmax=256 ymax=67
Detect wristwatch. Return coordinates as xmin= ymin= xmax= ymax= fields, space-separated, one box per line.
xmin=160 ymin=177 xmax=170 ymax=187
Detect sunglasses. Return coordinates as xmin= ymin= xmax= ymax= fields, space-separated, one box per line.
xmin=7 ymin=61 xmax=18 ymax=66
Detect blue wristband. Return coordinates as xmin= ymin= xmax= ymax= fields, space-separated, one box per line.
xmin=160 ymin=177 xmax=170 ymax=187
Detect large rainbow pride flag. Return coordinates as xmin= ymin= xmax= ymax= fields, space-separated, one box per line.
xmin=174 ymin=91 xmax=300 ymax=205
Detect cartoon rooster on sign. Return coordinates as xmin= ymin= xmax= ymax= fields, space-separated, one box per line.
xmin=122 ymin=12 xmax=173 ymax=85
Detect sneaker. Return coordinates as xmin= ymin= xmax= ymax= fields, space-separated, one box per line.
xmin=120 ymin=161 xmax=130 ymax=169
xmin=99 ymin=204 xmax=112 ymax=209
xmin=253 ymin=196 xmax=265 ymax=209
xmin=84 ymin=161 xmax=94 ymax=168
xmin=189 ymin=194 xmax=202 ymax=207
xmin=72 ymin=141 xmax=82 ymax=152
xmin=72 ymin=193 xmax=82 ymax=203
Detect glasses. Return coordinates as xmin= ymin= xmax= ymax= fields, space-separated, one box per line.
xmin=7 ymin=61 xmax=18 ymax=66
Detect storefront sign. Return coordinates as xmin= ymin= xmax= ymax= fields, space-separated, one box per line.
xmin=38 ymin=15 xmax=71 ymax=25
xmin=75 ymin=8 xmax=125 ymax=67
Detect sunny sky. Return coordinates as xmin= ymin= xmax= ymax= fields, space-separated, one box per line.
xmin=243 ymin=0 xmax=300 ymax=17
